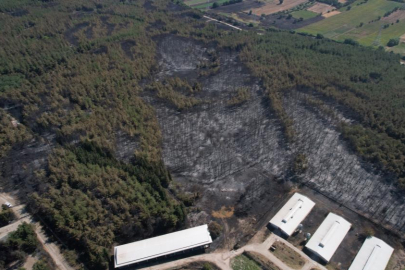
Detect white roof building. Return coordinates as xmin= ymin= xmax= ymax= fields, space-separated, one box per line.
xmin=349 ymin=237 xmax=394 ymax=270
xmin=114 ymin=225 xmax=212 ymax=268
xmin=269 ymin=193 xmax=315 ymax=236
xmin=305 ymin=213 xmax=351 ymax=262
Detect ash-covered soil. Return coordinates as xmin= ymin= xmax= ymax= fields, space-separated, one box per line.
xmin=144 ymin=35 xmax=405 ymax=255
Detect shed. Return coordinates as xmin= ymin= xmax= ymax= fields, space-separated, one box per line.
xmin=114 ymin=225 xmax=212 ymax=268
xmin=305 ymin=213 xmax=351 ymax=262
xmin=269 ymin=193 xmax=315 ymax=236
xmin=348 ymin=237 xmax=394 ymax=270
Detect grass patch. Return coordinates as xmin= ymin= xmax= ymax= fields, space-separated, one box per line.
xmin=271 ymin=241 xmax=306 ymax=270
xmin=386 ymin=42 xmax=405 ymax=56
xmin=245 ymin=251 xmax=282 ymax=270
xmin=291 ymin=10 xmax=318 ymax=20
xmin=192 ymin=0 xmax=229 ymax=9
xmin=231 ymin=254 xmax=261 ymax=270
xmin=299 ymin=0 xmax=404 ymax=46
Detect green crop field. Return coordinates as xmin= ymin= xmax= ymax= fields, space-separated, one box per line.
xmin=184 ymin=0 xmax=210 ymax=6
xmin=191 ymin=0 xmax=231 ymax=9
xmin=291 ymin=10 xmax=319 ymax=20
xmin=231 ymin=254 xmax=261 ymax=270
xmin=299 ymin=0 xmax=405 ymax=47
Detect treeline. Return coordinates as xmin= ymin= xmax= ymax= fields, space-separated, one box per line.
xmin=30 ymin=141 xmax=185 ymax=269
xmin=0 ymin=0 xmax=206 ymax=268
xmin=220 ymin=29 xmax=405 ymax=187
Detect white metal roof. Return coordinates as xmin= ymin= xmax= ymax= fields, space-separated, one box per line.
xmin=114 ymin=224 xmax=212 ymax=268
xmin=269 ymin=193 xmax=315 ymax=236
xmin=305 ymin=212 xmax=351 ymax=262
xmin=348 ymin=237 xmax=394 ymax=270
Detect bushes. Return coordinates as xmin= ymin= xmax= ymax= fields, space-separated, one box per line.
xmin=0 ymin=222 xmax=38 ymax=268
xmin=208 ymin=221 xmax=223 ymax=240
xmin=0 ymin=205 xmax=15 ymax=227
xmin=387 ymin=38 xmax=399 ymax=47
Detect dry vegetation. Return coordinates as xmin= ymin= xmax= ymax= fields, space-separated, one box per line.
xmin=307 ymin=2 xmax=335 ymax=14
xmin=271 ymin=241 xmax=306 ymax=269
xmin=245 ymin=251 xmax=283 ymax=270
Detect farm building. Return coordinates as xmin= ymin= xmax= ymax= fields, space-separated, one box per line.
xmin=349 ymin=236 xmax=394 ymax=270
xmin=114 ymin=225 xmax=212 ymax=268
xmin=269 ymin=193 xmax=315 ymax=236
xmin=305 ymin=213 xmax=351 ymax=262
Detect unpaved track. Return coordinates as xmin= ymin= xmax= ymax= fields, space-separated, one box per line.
xmin=0 ymin=191 xmax=74 ymax=270
xmin=139 ymin=234 xmax=326 ymax=270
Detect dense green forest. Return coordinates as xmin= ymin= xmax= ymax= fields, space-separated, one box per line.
xmin=0 ymin=0 xmax=405 ymax=268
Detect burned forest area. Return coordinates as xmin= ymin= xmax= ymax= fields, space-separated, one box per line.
xmin=1 ymin=0 xmax=405 ymax=269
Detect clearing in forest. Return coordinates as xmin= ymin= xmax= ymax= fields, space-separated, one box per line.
xmin=299 ymin=0 xmax=405 ymax=47
xmin=250 ymin=0 xmax=308 ymax=15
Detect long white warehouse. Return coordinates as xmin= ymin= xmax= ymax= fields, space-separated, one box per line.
xmin=305 ymin=213 xmax=351 ymax=262
xmin=269 ymin=193 xmax=315 ymax=236
xmin=114 ymin=225 xmax=212 ymax=268
xmin=349 ymin=237 xmax=394 ymax=270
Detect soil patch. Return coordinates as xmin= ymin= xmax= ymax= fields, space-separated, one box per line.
xmin=307 ymin=3 xmax=335 ymax=14
xmin=322 ymin=10 xmax=340 ymax=18
xmin=251 ymin=0 xmax=308 ymax=15
xmin=168 ymin=261 xmax=221 ymax=270
xmin=245 ymin=251 xmax=282 ymax=270
xmin=271 ymin=241 xmax=305 ymax=269
xmin=212 ymin=206 xmax=235 ymax=218
xmin=120 ymin=40 xmax=136 ymax=60
xmin=382 ymin=10 xmax=405 ymax=23
xmin=401 ymin=33 xmax=405 ymax=43
xmin=64 ymin=22 xmax=90 ymax=46
xmin=100 ymin=16 xmax=115 ymax=36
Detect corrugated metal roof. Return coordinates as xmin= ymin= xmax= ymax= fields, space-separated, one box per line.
xmin=269 ymin=193 xmax=315 ymax=236
xmin=348 ymin=237 xmax=394 ymax=270
xmin=114 ymin=225 xmax=212 ymax=268
xmin=305 ymin=213 xmax=351 ymax=262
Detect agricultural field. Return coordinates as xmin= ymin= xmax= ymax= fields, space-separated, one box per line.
xmin=185 ymin=0 xmax=229 ymax=9
xmin=299 ymin=0 xmax=405 ymax=49
xmin=231 ymin=254 xmax=261 ymax=270
xmin=291 ymin=9 xmax=319 ymax=19
xmin=251 ymin=0 xmax=309 ymax=15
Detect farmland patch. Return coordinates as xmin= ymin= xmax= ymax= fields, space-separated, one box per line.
xmin=250 ymin=0 xmax=308 ymax=15
xmin=382 ymin=9 xmax=405 ymax=23
xmin=322 ymin=10 xmax=341 ymax=17
xmin=307 ymin=2 xmax=335 ymax=14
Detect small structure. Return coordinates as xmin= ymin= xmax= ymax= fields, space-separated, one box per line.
xmin=269 ymin=193 xmax=315 ymax=237
xmin=349 ymin=237 xmax=394 ymax=270
xmin=305 ymin=213 xmax=351 ymax=263
xmin=114 ymin=224 xmax=212 ymax=268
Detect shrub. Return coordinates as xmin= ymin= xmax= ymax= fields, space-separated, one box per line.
xmin=387 ymin=38 xmax=399 ymax=47
xmin=208 ymin=221 xmax=223 ymax=240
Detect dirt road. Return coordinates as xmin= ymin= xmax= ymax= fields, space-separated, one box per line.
xmin=0 ymin=191 xmax=74 ymax=270
xmin=139 ymin=233 xmax=326 ymax=270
